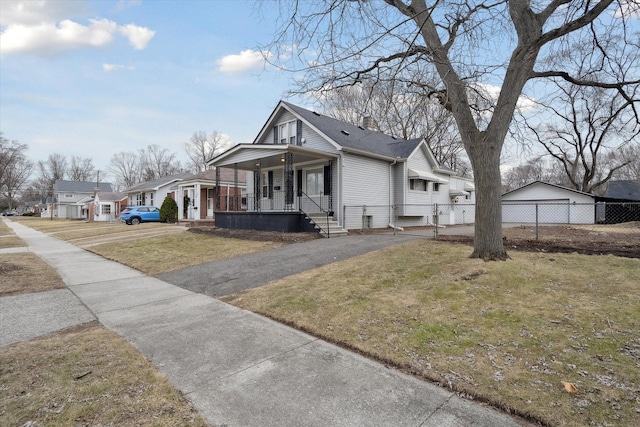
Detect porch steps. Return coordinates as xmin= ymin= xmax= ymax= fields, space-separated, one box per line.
xmin=305 ymin=213 xmax=348 ymax=238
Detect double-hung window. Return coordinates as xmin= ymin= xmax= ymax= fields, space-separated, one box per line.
xmin=277 ymin=121 xmax=298 ymax=144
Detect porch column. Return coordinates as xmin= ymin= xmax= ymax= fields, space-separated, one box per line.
xmin=195 ymin=183 xmax=201 ymax=219
xmin=255 ymin=161 xmax=261 ymax=212
xmin=234 ymin=163 xmax=239 ymax=211
xmin=215 ymin=167 xmax=221 ymax=211
xmin=284 ymin=152 xmax=294 ymax=211
xmin=177 ymin=186 xmax=184 ymax=220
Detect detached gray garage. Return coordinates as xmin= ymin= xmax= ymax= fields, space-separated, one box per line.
xmin=502 ymin=181 xmax=596 ymax=225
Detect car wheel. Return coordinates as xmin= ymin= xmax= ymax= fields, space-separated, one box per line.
xmin=131 ymin=217 xmax=141 ymax=225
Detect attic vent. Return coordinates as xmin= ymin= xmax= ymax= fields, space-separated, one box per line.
xmin=358 ymin=126 xmax=365 ymax=130
xmin=341 ymin=130 xmax=350 ymax=135
xmin=312 ymin=111 xmax=321 ymax=116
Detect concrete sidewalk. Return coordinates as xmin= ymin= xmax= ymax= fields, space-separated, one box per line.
xmin=1 ymin=219 xmax=532 ymax=427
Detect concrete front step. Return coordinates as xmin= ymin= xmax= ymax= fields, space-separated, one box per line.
xmin=305 ymin=213 xmax=348 ymax=237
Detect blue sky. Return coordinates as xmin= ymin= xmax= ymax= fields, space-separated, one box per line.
xmin=0 ymin=0 xmax=305 ymax=175
xmin=2 ymin=1 xmax=638 ymax=179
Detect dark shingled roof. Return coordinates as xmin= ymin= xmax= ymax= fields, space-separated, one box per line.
xmin=607 ymin=180 xmax=640 ymax=201
xmin=283 ymin=102 xmax=422 ymax=159
xmin=54 ymin=180 xmax=112 ymax=193
xmin=125 ymin=172 xmax=193 ymax=192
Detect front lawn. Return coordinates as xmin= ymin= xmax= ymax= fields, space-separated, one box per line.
xmin=222 ymin=240 xmax=640 ymax=427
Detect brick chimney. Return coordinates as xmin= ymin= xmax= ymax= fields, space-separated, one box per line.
xmin=362 ymin=115 xmax=374 ymax=129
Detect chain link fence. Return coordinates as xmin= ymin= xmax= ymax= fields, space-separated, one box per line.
xmin=343 ymin=202 xmax=640 ymax=241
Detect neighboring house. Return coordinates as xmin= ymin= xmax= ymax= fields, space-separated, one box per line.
xmin=93 ymin=192 xmax=127 ymax=222
xmin=208 ymin=100 xmax=475 ymax=235
xmin=606 ymin=180 xmax=640 ymax=201
xmin=53 ymin=180 xmax=113 ymax=219
xmin=174 ymin=168 xmax=246 ymax=221
xmin=123 ymin=172 xmax=192 ymax=209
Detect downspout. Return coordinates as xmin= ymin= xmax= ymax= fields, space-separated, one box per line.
xmin=389 ymin=157 xmax=403 ymax=231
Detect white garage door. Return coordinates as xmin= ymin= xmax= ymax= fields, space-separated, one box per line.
xmin=502 ymin=200 xmax=570 ymax=224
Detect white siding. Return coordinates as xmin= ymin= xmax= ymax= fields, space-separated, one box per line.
xmin=502 ymin=182 xmax=595 ymax=224
xmin=342 ymin=153 xmax=391 ymax=229
xmin=257 ymin=110 xmax=340 ymax=155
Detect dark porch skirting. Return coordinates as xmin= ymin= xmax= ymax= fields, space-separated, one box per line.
xmin=214 ymin=211 xmax=318 ymax=233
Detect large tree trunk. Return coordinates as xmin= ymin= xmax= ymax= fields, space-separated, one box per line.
xmin=467 ymin=134 xmax=507 ymax=260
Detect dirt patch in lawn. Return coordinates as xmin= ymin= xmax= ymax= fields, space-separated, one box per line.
xmin=0 ymin=253 xmax=67 ymax=297
xmin=188 ymin=227 xmax=323 ymax=243
xmin=1 ymin=322 xmax=208 ymax=427
xmin=438 ymin=223 xmax=640 ymax=258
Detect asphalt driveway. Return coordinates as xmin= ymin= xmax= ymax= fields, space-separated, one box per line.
xmin=156 ymin=233 xmax=423 ymax=297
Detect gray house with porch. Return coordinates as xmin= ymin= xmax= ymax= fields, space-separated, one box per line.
xmin=208 ymin=101 xmax=475 ymax=236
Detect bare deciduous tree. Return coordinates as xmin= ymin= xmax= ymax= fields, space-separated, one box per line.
xmin=108 ymin=151 xmax=141 ymax=190
xmin=609 ymin=144 xmax=640 ymax=181
xmin=138 ymin=144 xmax=182 ymax=181
xmin=521 ymin=42 xmax=640 ymax=194
xmin=501 ymin=157 xmax=565 ymax=193
xmin=184 ymin=131 xmax=227 ymax=173
xmin=314 ymin=78 xmax=466 ymax=172
xmin=68 ymin=156 xmax=95 ymax=181
xmin=264 ymin=0 xmax=640 ymax=259
xmin=0 ymin=134 xmax=33 ymax=210
xmin=36 ymin=153 xmax=67 ymax=194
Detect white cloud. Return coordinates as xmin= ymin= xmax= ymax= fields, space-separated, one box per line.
xmin=0 ymin=1 xmax=155 ymax=56
xmin=469 ymin=82 xmax=538 ymax=114
xmin=217 ymin=49 xmax=272 ymax=74
xmin=0 ymin=0 xmax=89 ymax=26
xmin=1 ymin=19 xmax=117 ymax=55
xmin=103 ymin=63 xmax=135 ymax=72
xmin=118 ymin=23 xmax=155 ymax=50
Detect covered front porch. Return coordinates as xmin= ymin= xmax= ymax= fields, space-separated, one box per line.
xmin=210 ymin=144 xmax=343 ymax=235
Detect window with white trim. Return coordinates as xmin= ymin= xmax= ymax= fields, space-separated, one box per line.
xmin=102 ymin=205 xmax=111 ymax=215
xmin=278 ymin=121 xmax=297 ymax=144
xmin=432 ymin=183 xmax=440 ymax=192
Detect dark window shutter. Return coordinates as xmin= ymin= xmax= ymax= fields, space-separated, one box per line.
xmin=323 ymin=164 xmax=331 ymax=195
xmin=268 ymin=170 xmax=274 ymax=199
xmin=297 ymin=169 xmax=303 ymax=196
xmin=296 ymin=120 xmax=302 ymax=146
xmin=273 ymin=125 xmax=278 ymax=144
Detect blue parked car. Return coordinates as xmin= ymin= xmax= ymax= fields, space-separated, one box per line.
xmin=120 ymin=206 xmax=161 ymax=225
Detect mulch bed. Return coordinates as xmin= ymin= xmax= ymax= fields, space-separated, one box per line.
xmin=189 ymin=224 xmax=640 ymax=258
xmin=188 ymin=227 xmax=322 ymax=243
xmin=438 ymin=224 xmax=640 ymax=259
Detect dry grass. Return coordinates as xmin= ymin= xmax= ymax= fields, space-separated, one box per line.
xmin=0 ymin=323 xmax=209 ymax=426
xmin=10 ymin=217 xmax=186 ymax=246
xmin=0 ymin=236 xmax=25 ymax=249
xmin=0 ymin=253 xmax=66 ymax=297
xmin=87 ymin=233 xmax=283 ymax=275
xmin=222 ymin=240 xmax=640 ymax=427
xmin=0 ymin=220 xmax=25 ymax=249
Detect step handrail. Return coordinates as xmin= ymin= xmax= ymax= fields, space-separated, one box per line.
xmin=298 ymin=191 xmax=331 ymax=238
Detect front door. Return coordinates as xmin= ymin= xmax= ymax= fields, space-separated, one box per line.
xmin=207 ymin=188 xmax=214 ymax=217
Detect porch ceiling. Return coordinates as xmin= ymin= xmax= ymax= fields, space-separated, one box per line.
xmin=210 ymin=144 xmax=337 ymax=170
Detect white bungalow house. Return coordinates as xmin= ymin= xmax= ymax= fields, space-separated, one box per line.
xmin=208 ymin=101 xmax=475 ymax=235
xmin=51 ymin=180 xmax=113 ymax=219
xmin=174 ymin=168 xmax=247 ymax=223
xmin=123 ymin=172 xmax=193 ymax=209
xmin=93 ymin=192 xmax=127 ymax=222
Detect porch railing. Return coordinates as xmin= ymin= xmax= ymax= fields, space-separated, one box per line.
xmin=298 ymin=191 xmax=332 ymax=238
xmin=236 ymin=190 xmax=331 ymax=213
